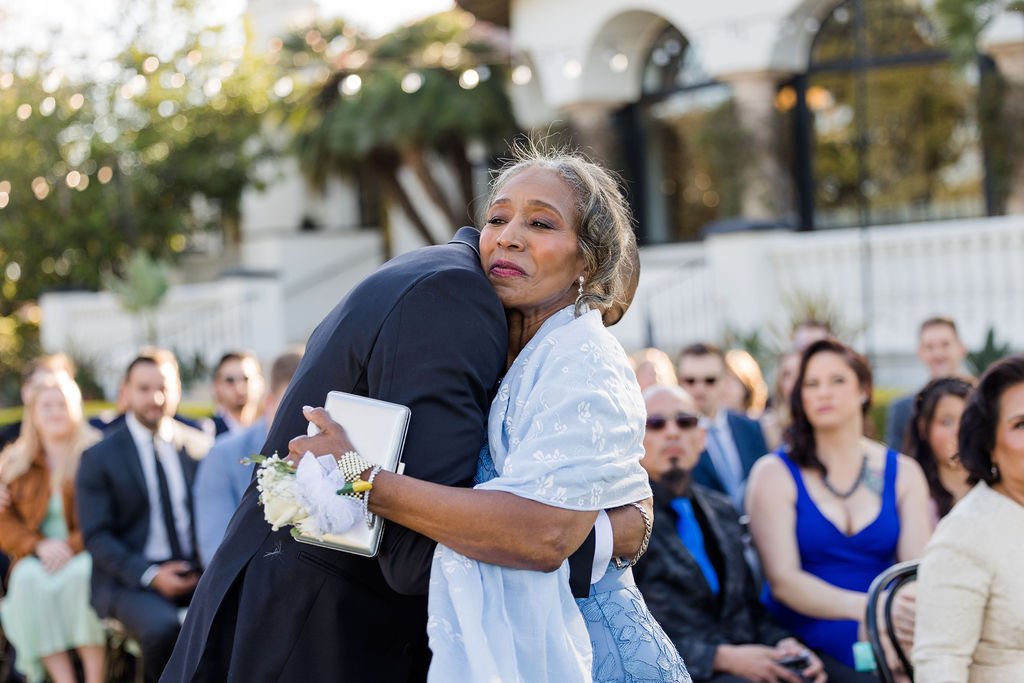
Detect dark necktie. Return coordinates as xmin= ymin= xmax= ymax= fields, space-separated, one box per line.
xmin=153 ymin=438 xmax=184 ymax=561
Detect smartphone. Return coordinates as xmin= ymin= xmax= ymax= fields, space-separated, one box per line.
xmin=777 ymin=653 xmax=811 ymax=671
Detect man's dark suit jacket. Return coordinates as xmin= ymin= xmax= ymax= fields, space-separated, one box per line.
xmin=692 ymin=410 xmax=768 ymax=499
xmin=161 ymin=229 xmax=512 ymax=683
xmin=634 ymin=482 xmax=791 ymax=681
xmin=76 ymin=423 xmax=200 ymax=616
xmin=885 ymin=393 xmax=914 ymax=453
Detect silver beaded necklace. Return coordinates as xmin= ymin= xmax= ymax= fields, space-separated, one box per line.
xmin=821 ymin=454 xmax=868 ymax=499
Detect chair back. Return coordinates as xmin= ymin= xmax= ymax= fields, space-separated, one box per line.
xmin=866 ymin=559 xmax=920 ymax=683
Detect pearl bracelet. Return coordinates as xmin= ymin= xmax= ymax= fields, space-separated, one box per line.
xmin=336 ymin=450 xmax=371 ymax=480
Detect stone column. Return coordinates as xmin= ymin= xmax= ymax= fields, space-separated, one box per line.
xmin=982 ymin=13 xmax=1024 ymax=215
xmin=716 ymin=70 xmax=794 ymax=221
xmin=562 ymin=102 xmax=621 ymax=168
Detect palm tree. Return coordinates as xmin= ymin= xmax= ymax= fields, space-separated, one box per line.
xmin=287 ymin=11 xmax=519 ymax=254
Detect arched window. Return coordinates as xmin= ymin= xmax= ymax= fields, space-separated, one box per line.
xmin=782 ymin=0 xmax=988 ymax=229
xmin=616 ymin=24 xmax=735 ymax=244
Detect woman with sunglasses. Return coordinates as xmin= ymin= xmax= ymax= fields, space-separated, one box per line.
xmin=746 ymin=338 xmax=931 ymax=679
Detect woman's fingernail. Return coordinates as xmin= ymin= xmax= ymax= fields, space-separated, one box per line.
xmin=302 ymin=405 xmax=313 ymax=412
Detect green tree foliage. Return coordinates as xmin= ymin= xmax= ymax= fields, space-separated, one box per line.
xmin=967 ymin=325 xmax=1015 ymax=375
xmin=0 ymin=3 xmax=280 ymax=315
xmin=286 ymin=10 xmax=519 ymax=252
xmin=809 ymin=0 xmax=983 ymax=227
xmin=936 ymin=0 xmax=1024 ymax=65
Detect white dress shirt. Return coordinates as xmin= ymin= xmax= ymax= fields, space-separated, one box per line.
xmin=125 ymin=412 xmax=194 ymax=566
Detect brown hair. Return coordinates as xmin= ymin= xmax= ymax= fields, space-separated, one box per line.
xmin=958 ymin=354 xmax=1024 ymax=486
xmin=919 ymin=316 xmax=959 ymax=338
xmin=907 ymin=376 xmax=975 ymax=517
xmin=787 ymin=338 xmax=873 ymax=473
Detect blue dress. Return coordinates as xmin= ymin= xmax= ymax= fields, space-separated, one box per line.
xmin=763 ymin=448 xmax=901 ymax=667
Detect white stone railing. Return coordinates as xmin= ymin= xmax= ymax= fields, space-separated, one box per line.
xmin=40 ymin=231 xmax=383 ymax=398
xmin=614 ymin=215 xmax=1024 ymax=386
xmin=42 ymin=215 xmax=1023 ymax=395
xmin=41 ymin=277 xmax=286 ymax=398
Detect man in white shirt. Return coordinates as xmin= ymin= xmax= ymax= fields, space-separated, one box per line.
xmin=77 ymin=351 xmax=211 ymax=683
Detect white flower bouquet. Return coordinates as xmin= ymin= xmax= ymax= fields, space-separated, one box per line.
xmin=247 ymin=452 xmax=366 ymax=539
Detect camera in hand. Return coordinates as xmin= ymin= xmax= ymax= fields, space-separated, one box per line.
xmin=777 ymin=653 xmax=811 ymax=671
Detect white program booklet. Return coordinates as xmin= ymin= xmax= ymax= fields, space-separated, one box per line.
xmin=293 ymin=391 xmax=410 ymax=557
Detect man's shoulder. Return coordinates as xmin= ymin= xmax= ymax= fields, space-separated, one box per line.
xmin=207 ymin=423 xmax=264 ymax=462
xmin=343 ymin=241 xmax=500 ymax=324
xmin=726 ymin=410 xmax=755 ymax=426
xmin=693 ymin=484 xmax=736 ymax=519
xmin=726 ymin=410 xmax=764 ymax=438
xmin=888 ymin=393 xmax=914 ymax=414
xmin=82 ymin=424 xmax=133 ymax=463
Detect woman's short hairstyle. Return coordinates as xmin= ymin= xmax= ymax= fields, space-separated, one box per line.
xmin=481 ymin=141 xmax=638 ymax=317
xmin=907 ymin=376 xmax=975 ymax=517
xmin=787 ymin=337 xmax=873 ymax=473
xmin=958 ymin=354 xmax=1024 ymax=485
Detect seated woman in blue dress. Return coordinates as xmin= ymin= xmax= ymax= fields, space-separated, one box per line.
xmin=746 ymin=338 xmax=931 ymax=680
xmin=293 ymin=145 xmax=689 ymax=682
xmin=0 ymin=373 xmax=106 ymax=683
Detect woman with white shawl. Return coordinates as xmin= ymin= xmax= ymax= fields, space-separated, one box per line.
xmin=298 ymin=147 xmax=689 ymax=682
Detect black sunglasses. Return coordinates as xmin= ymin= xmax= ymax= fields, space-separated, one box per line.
xmin=646 ymin=413 xmax=700 ymax=431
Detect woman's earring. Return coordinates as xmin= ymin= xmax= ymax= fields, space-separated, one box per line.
xmin=991 ymin=463 xmax=1000 ymax=480
xmin=575 ymin=276 xmax=585 ymax=309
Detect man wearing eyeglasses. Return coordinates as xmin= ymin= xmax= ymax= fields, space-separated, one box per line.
xmin=634 ymin=385 xmax=825 ymax=683
xmin=677 ymin=343 xmax=768 ymax=512
xmin=209 ymin=351 xmax=265 ymax=437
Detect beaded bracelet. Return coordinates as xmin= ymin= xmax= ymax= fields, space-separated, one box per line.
xmin=612 ymin=501 xmax=653 ymax=569
xmin=362 ymin=465 xmax=383 ymax=529
xmin=336 ymin=451 xmax=373 ymax=500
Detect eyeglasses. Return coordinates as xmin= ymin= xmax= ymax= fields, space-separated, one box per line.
xmin=646 ymin=413 xmax=700 ymax=431
xmin=681 ymin=376 xmax=718 ymax=386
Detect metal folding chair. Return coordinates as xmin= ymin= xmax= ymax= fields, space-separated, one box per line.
xmin=866 ymin=559 xmax=919 ymax=683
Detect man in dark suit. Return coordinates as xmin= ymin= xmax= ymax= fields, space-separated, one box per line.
xmin=678 ymin=343 xmax=768 ymax=511
xmin=92 ymin=348 xmax=207 ymax=436
xmin=162 ymin=227 xmax=627 ymax=682
xmin=206 ymin=350 xmax=264 ymax=437
xmin=77 ymin=351 xmax=212 ymax=682
xmin=634 ymin=385 xmax=825 ymax=683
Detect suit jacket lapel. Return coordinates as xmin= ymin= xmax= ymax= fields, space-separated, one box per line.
xmin=118 ymin=427 xmax=149 ymax=498
xmin=727 ymin=413 xmax=757 ymax=478
xmin=694 ymin=490 xmax=740 ymax=613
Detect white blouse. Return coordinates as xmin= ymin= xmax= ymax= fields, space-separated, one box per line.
xmin=914 ymin=481 xmax=1024 ymax=682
